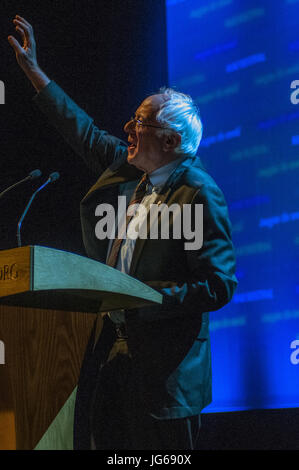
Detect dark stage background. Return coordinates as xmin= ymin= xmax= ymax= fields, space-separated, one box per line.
xmin=0 ymin=0 xmax=298 ymax=450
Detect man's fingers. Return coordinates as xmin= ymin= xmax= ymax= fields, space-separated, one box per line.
xmin=15 ymin=24 xmax=26 ymax=44
xmin=13 ymin=19 xmax=33 ymax=49
xmin=7 ymin=35 xmax=24 ymax=55
xmin=13 ymin=18 xmax=30 ymax=38
xmin=15 ymin=15 xmax=32 ymax=29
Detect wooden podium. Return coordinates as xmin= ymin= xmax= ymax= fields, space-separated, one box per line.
xmin=0 ymin=246 xmax=162 ymax=450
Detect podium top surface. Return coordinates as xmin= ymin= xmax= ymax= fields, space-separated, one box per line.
xmin=0 ymin=246 xmax=162 ymax=313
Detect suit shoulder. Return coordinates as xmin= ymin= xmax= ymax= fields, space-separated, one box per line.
xmin=183 ymin=158 xmax=221 ymax=191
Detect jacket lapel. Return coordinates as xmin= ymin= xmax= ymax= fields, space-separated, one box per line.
xmin=81 ymin=159 xmax=142 ymax=204
xmin=129 ymin=157 xmax=195 ymax=276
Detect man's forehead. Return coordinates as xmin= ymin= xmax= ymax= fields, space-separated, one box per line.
xmin=137 ymin=93 xmax=168 ymax=115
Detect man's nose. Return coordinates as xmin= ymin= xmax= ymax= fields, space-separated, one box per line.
xmin=124 ymin=118 xmax=135 ymax=134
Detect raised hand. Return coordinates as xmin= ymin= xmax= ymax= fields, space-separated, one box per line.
xmin=8 ymin=15 xmax=50 ymax=92
xmin=8 ymin=15 xmax=38 ymax=72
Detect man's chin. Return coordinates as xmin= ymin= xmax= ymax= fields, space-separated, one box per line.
xmin=127 ymin=153 xmax=134 ymax=163
xmin=127 ymin=152 xmax=139 ymax=166
xmin=127 ymin=153 xmax=147 ymax=172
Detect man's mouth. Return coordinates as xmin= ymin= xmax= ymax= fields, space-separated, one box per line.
xmin=128 ymin=141 xmax=137 ymax=151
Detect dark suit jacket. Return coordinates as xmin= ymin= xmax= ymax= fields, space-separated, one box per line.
xmin=34 ymin=81 xmax=238 ymax=447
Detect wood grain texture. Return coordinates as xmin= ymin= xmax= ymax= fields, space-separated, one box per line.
xmin=0 ymin=331 xmax=16 ymax=450
xmin=0 ymin=305 xmax=95 ymax=449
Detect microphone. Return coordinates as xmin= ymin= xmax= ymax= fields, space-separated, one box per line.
xmin=29 ymin=169 xmax=42 ymax=179
xmin=0 ymin=169 xmax=42 ymax=200
xmin=17 ymin=172 xmax=60 ymax=247
xmin=48 ymin=172 xmax=60 ymax=183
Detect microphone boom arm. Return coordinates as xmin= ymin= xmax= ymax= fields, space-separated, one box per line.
xmin=0 ymin=169 xmax=41 ymax=200
xmin=17 ymin=178 xmax=53 ymax=248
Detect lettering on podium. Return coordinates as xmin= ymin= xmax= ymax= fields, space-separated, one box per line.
xmin=0 ymin=263 xmax=19 ymax=281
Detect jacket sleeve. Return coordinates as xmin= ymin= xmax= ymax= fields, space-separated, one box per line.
xmin=135 ymin=182 xmax=238 ymax=322
xmin=33 ymin=80 xmax=128 ymax=175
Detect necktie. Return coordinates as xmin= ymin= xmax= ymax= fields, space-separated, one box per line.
xmin=106 ymin=173 xmax=150 ymax=268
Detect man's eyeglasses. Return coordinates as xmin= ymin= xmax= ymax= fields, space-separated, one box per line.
xmin=129 ymin=117 xmax=168 ymax=130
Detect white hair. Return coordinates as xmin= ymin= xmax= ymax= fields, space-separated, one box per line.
xmin=155 ymin=87 xmax=203 ymax=157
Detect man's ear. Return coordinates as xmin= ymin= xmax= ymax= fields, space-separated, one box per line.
xmin=162 ymin=132 xmax=181 ymax=152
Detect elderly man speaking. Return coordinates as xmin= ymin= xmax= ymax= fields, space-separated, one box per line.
xmin=8 ymin=15 xmax=237 ymax=450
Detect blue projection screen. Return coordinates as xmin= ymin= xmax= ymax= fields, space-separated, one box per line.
xmin=166 ymin=0 xmax=299 ymax=412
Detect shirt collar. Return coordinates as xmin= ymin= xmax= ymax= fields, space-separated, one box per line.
xmin=148 ymin=156 xmax=186 ymax=191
